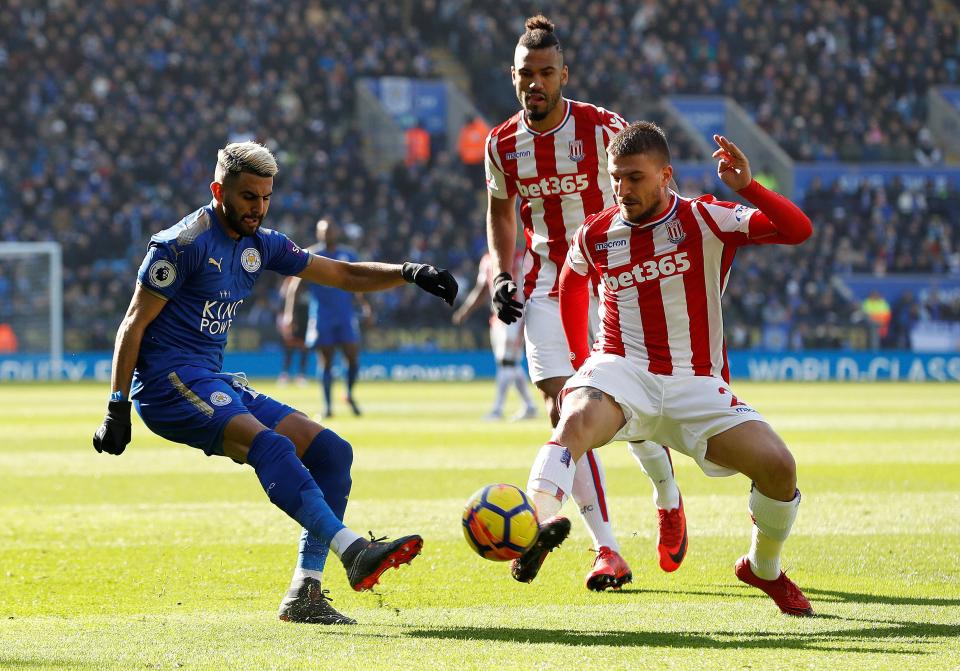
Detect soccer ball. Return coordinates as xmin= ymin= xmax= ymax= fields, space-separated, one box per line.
xmin=462 ymin=484 xmax=539 ymax=561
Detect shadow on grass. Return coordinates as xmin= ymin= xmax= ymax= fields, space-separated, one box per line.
xmin=403 ymin=618 xmax=960 ymax=654
xmin=608 ymin=584 xmax=960 ymax=608
xmin=804 ymin=588 xmax=960 ymax=608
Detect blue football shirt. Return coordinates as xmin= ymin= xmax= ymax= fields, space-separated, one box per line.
xmin=306 ymin=245 xmax=357 ymax=319
xmin=131 ymin=203 xmax=310 ymax=395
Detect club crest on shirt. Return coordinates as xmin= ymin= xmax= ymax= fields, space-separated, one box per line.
xmin=209 ymin=391 xmax=232 ymax=407
xmin=148 ymin=259 xmax=176 ymax=288
xmin=568 ymin=139 xmax=584 ymax=163
xmin=665 ymin=219 xmax=686 ymax=245
xmin=240 ymin=248 xmax=262 ymax=273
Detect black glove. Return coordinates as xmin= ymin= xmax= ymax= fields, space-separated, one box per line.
xmin=93 ymin=400 xmax=132 ymax=455
xmin=491 ymin=272 xmax=523 ymax=324
xmin=402 ymin=262 xmax=458 ymax=306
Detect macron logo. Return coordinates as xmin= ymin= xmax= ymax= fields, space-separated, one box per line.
xmin=595 ymin=239 xmax=627 ymax=252
xmin=506 ymin=150 xmax=532 ymax=160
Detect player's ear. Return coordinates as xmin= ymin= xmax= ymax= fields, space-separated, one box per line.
xmin=510 ymin=66 xmax=518 ymax=85
xmin=560 ymin=64 xmax=569 ymax=86
xmin=661 ymin=165 xmax=673 ymax=189
xmin=210 ymin=181 xmax=222 ymax=204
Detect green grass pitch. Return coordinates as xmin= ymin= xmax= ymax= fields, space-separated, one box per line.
xmin=1 ymin=380 xmax=958 ymax=670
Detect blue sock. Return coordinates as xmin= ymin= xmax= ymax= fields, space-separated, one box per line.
xmin=246 ymin=430 xmax=345 ymax=544
xmin=321 ymin=365 xmax=333 ymax=412
xmin=297 ymin=429 xmax=354 ymax=573
xmin=346 ymin=362 xmax=359 ymax=399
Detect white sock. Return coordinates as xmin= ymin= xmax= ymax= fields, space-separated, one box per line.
xmin=747 ymin=487 xmax=800 ymax=580
xmin=628 ymin=441 xmax=681 ymax=510
xmin=290 ymin=567 xmax=322 ymax=588
xmin=329 ymin=527 xmax=364 ymax=557
xmin=527 ymin=441 xmax=576 ymax=520
xmin=571 ymin=449 xmax=619 ymax=551
xmin=512 ymin=367 xmax=536 ymax=410
xmin=492 ymin=366 xmax=510 ymax=414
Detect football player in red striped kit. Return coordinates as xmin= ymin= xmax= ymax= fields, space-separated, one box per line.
xmin=484 ymin=15 xmax=686 ymax=590
xmin=527 ymin=122 xmax=815 ymax=616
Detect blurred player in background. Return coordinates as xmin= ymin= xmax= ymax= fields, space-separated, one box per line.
xmin=452 ymin=251 xmax=538 ymax=422
xmin=276 ymin=274 xmax=309 ymax=386
xmin=284 ymin=218 xmax=371 ymax=418
xmin=484 ymin=15 xmax=685 ymax=591
xmin=92 ymin=141 xmax=458 ymax=624
xmin=528 ymin=123 xmax=814 ymax=616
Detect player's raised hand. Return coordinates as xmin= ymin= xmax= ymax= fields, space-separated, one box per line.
xmin=712 ymin=134 xmax=752 ymax=191
xmin=492 ymin=272 xmax=523 ymax=324
xmin=402 ymin=262 xmax=459 ymax=306
xmin=93 ymin=400 xmax=132 ymax=455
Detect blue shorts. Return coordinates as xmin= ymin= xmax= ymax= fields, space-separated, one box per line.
xmin=134 ymin=366 xmax=297 ymax=456
xmin=307 ymin=315 xmax=360 ymax=348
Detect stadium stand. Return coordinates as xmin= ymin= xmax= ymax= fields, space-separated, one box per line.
xmin=1 ymin=1 xmax=957 ymax=354
xmin=435 ymin=0 xmax=960 ymax=162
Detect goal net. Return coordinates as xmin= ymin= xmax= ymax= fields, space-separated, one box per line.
xmin=0 ymin=242 xmax=63 ymax=366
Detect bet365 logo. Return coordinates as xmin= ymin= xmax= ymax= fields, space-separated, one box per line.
xmin=515 ymin=174 xmax=589 ymax=198
xmin=602 ymin=251 xmax=691 ymax=291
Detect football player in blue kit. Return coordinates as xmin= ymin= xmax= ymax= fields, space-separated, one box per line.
xmin=92 ymin=141 xmax=458 ymax=625
xmin=283 ymin=218 xmax=371 ymax=418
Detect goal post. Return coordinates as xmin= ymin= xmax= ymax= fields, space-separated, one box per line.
xmin=0 ymin=241 xmax=63 ymax=369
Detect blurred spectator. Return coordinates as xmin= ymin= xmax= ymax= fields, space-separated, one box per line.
xmin=915 ymin=127 xmax=944 ymax=166
xmin=458 ymin=116 xmax=490 ymax=166
xmin=0 ymin=323 xmax=17 ymax=353
xmin=405 ymin=122 xmax=432 ymax=167
xmin=862 ymin=289 xmax=892 ymax=344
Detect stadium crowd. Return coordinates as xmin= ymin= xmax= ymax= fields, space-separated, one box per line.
xmin=1 ymin=0 xmax=958 ymax=354
xmin=436 ymin=0 xmax=959 ymax=162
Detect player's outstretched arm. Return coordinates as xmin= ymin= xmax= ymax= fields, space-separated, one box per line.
xmin=712 ymin=134 xmax=812 ymax=245
xmin=298 ymin=254 xmax=458 ymax=306
xmin=558 ymin=261 xmax=591 ymax=371
xmin=93 ymin=285 xmax=167 ymax=455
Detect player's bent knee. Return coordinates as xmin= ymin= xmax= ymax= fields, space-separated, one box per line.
xmin=754 ymin=443 xmax=797 ymax=499
xmin=247 ymin=430 xmax=319 ymax=514
xmin=768 ymin=446 xmax=797 ymax=488
xmin=302 ymin=428 xmax=354 ymax=477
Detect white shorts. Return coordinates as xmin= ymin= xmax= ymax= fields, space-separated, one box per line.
xmin=523 ymin=295 xmax=599 ymax=383
xmin=490 ymin=317 xmax=525 ymax=364
xmin=564 ymin=353 xmax=767 ymax=477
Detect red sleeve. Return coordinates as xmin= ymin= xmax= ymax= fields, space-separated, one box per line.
xmin=559 ymin=260 xmax=591 ymax=371
xmin=737 ymin=180 xmax=813 ymax=245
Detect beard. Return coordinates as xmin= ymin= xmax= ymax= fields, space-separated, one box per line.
xmin=625 ymin=201 xmax=661 ymax=224
xmin=222 ymin=201 xmax=262 ymax=237
xmin=522 ymin=88 xmax=562 ymax=121
xmin=620 ymin=190 xmax=665 ymax=224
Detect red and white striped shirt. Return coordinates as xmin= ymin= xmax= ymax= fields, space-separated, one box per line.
xmin=565 ymin=188 xmax=807 ymax=379
xmin=485 ymin=99 xmax=627 ymax=300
